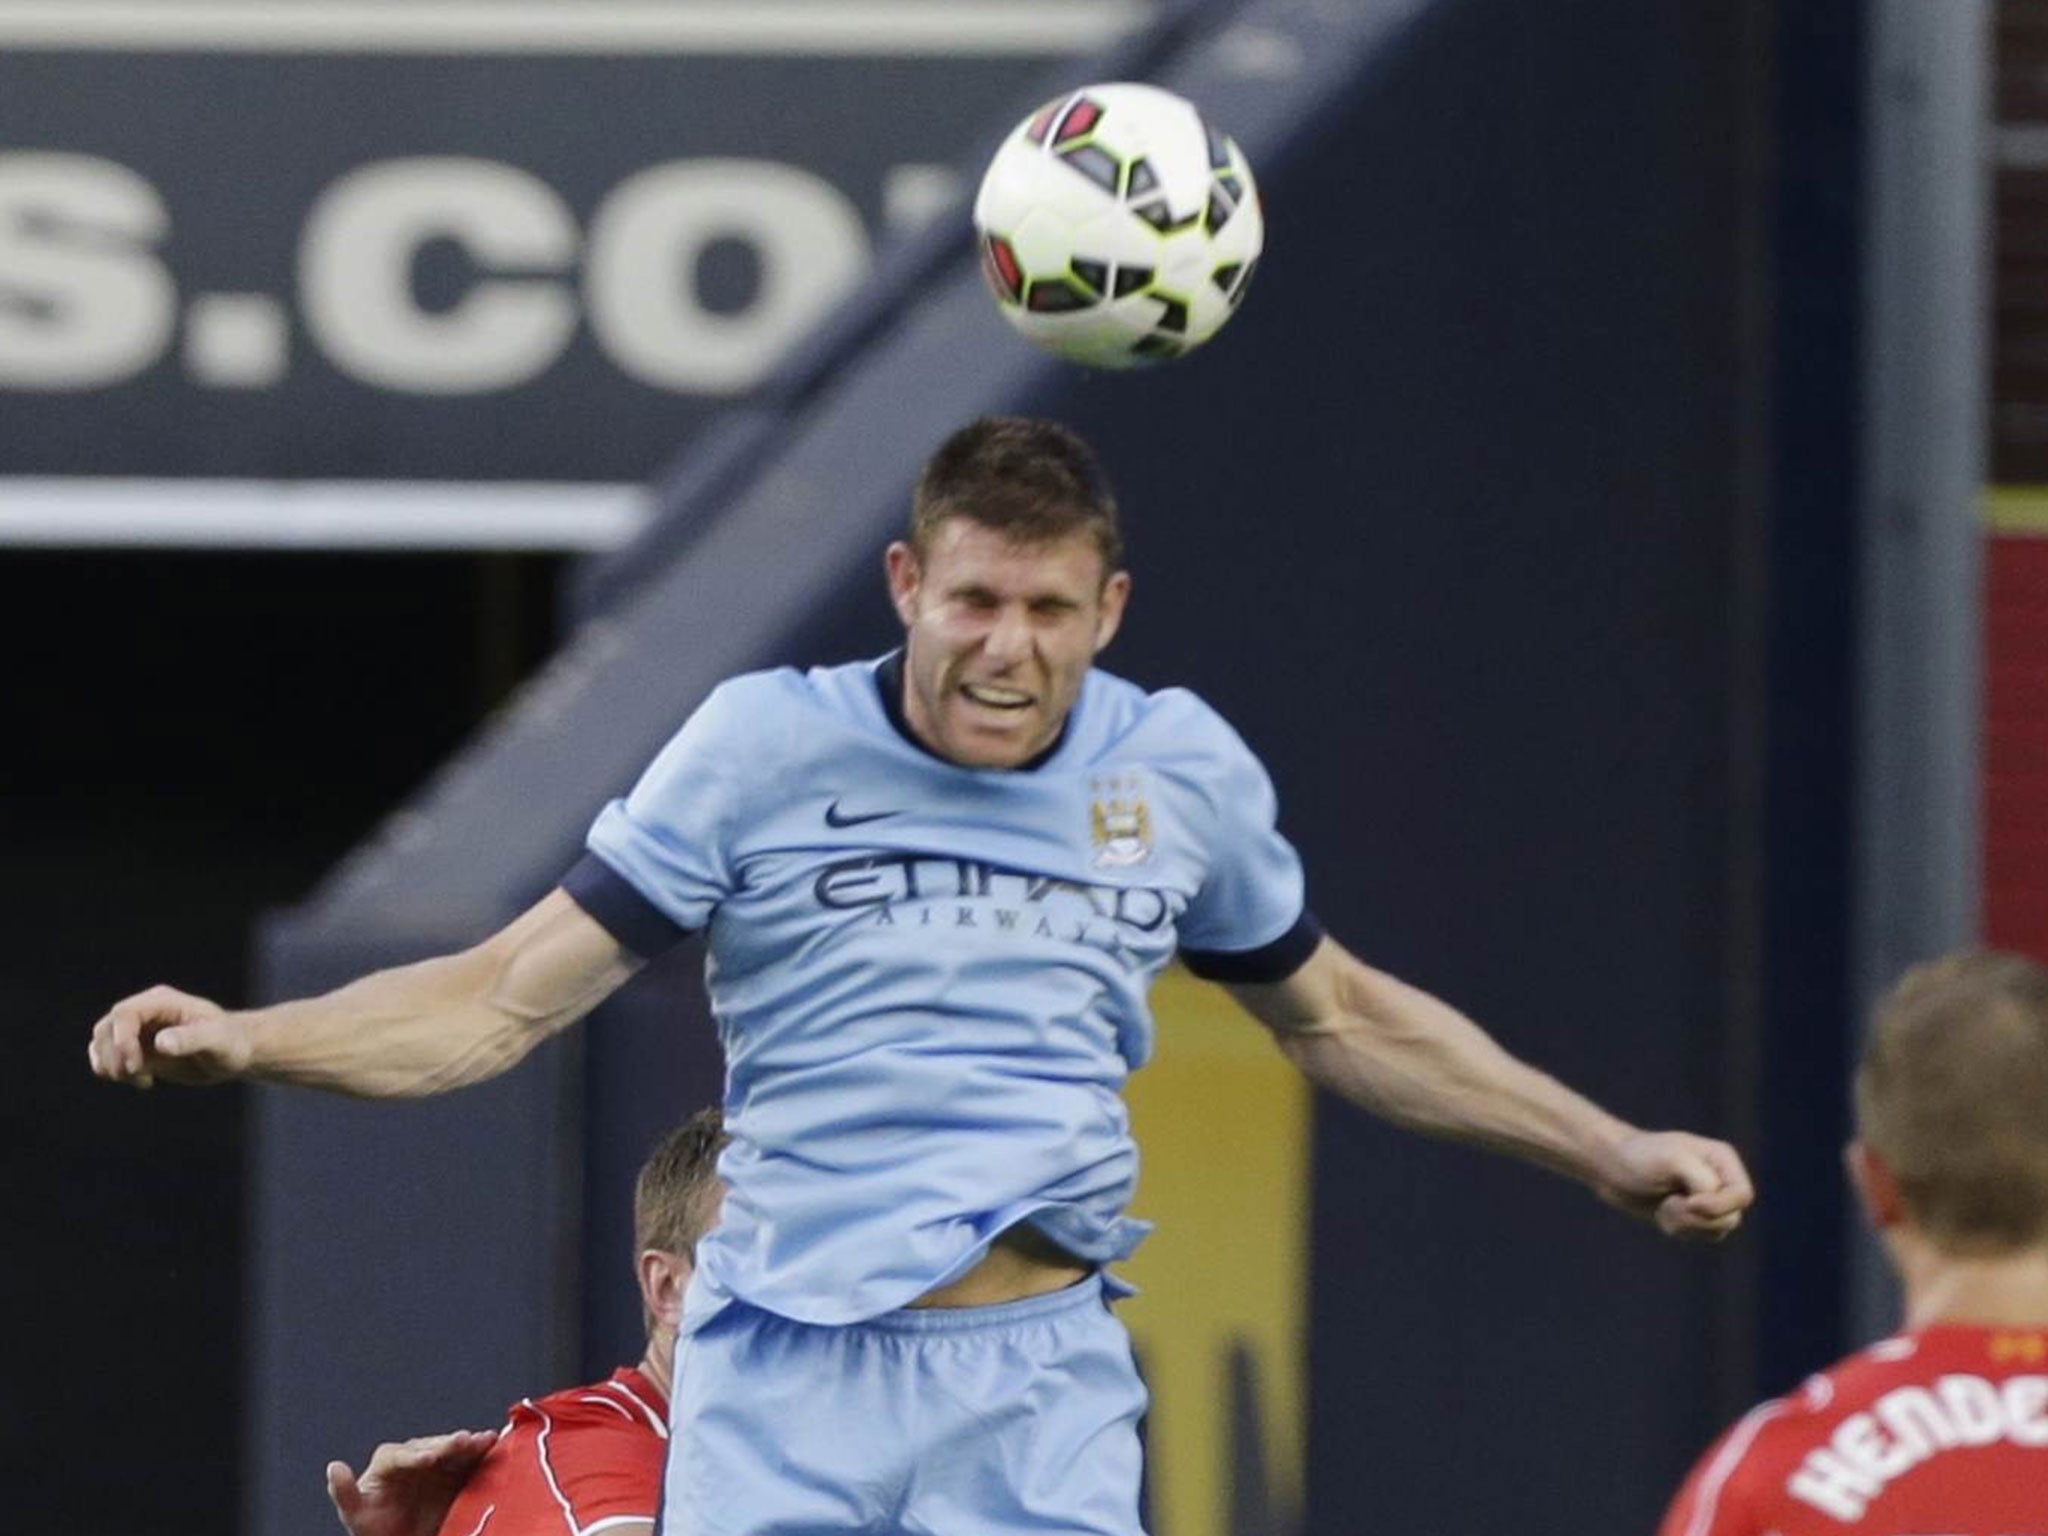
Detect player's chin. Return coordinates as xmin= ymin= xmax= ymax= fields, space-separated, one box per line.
xmin=948 ymin=705 xmax=1043 ymax=765
xmin=958 ymin=734 xmax=1039 ymax=769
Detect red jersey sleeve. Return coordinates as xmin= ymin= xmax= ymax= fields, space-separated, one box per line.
xmin=436 ymin=1379 xmax=668 ymax=1536
xmin=1657 ymin=1402 xmax=1797 ymax=1536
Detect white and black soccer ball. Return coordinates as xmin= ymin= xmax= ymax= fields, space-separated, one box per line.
xmin=973 ymin=82 xmax=1262 ymax=369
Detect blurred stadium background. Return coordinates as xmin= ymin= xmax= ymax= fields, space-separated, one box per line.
xmin=3 ymin=0 xmax=2038 ymax=1531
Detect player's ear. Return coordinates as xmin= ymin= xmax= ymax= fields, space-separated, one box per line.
xmin=1846 ymin=1140 xmax=1906 ymax=1231
xmin=637 ymin=1248 xmax=690 ymax=1330
xmin=885 ymin=541 xmax=923 ymax=626
xmin=1093 ymin=569 xmax=1131 ymax=653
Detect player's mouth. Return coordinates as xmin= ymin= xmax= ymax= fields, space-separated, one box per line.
xmin=959 ymin=682 xmax=1035 ymax=713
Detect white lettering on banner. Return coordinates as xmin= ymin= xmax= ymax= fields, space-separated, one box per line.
xmin=299 ymin=157 xmax=579 ymax=392
xmin=881 ymin=164 xmax=962 ymax=235
xmin=1 ymin=151 xmax=939 ymax=398
xmin=0 ymin=153 xmax=175 ymax=388
xmin=184 ymin=292 xmax=290 ymax=387
xmin=584 ymin=159 xmax=869 ymax=392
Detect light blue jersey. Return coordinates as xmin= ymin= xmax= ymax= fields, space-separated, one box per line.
xmin=566 ymin=653 xmax=1315 ymax=1331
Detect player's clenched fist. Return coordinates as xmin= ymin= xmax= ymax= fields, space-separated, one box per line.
xmin=87 ymin=984 xmax=251 ymax=1088
xmin=1596 ymin=1130 xmax=1755 ymax=1241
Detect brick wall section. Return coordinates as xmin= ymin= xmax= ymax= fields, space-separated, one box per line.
xmin=1986 ymin=533 xmax=2048 ymax=961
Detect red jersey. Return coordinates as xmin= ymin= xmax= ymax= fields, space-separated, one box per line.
xmin=1659 ymin=1325 xmax=2048 ymax=1536
xmin=436 ymin=1366 xmax=670 ymax=1536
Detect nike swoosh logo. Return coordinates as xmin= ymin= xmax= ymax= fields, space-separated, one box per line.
xmin=824 ymin=801 xmax=902 ymax=829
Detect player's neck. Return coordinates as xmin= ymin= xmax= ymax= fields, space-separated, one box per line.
xmin=638 ymin=1331 xmax=675 ymax=1405
xmin=1898 ymin=1238 xmax=2048 ymax=1331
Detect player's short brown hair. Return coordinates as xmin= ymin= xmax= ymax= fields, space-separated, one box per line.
xmin=633 ymin=1107 xmax=727 ymax=1257
xmin=910 ymin=416 xmax=1124 ymax=576
xmin=1856 ymin=949 xmax=2048 ymax=1252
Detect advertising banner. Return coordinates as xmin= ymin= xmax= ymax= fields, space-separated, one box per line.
xmin=0 ymin=0 xmax=1151 ymax=541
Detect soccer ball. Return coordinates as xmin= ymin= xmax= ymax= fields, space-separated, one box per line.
xmin=973 ymin=82 xmax=1262 ymax=369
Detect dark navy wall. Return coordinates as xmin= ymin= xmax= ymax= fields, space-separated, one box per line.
xmin=1753 ymin=0 xmax=1866 ymax=1404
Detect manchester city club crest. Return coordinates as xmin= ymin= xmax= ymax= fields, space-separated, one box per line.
xmin=1089 ymin=775 xmax=1153 ymax=868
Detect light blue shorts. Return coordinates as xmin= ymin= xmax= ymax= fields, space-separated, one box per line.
xmin=664 ymin=1273 xmax=1148 ymax=1536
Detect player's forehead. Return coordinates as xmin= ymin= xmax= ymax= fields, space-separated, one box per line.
xmin=920 ymin=516 xmax=1107 ymax=595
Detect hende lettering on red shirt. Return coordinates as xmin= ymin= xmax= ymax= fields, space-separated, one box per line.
xmin=1658 ymin=1327 xmax=2048 ymax=1535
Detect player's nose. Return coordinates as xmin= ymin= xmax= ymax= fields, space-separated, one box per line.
xmin=983 ymin=605 xmax=1032 ymax=666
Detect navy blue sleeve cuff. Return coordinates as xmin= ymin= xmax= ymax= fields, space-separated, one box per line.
xmin=1180 ymin=910 xmax=1324 ymax=984
xmin=560 ymin=852 xmax=695 ymax=959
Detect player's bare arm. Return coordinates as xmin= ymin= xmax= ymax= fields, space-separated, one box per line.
xmin=1228 ymin=937 xmax=1754 ymax=1240
xmin=87 ymin=890 xmax=639 ymax=1097
xmin=325 ymin=1429 xmax=501 ymax=1536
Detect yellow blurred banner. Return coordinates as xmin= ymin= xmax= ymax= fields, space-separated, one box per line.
xmin=1988 ymin=485 xmax=2048 ymax=535
xmin=1120 ymin=967 xmax=1309 ymax=1536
